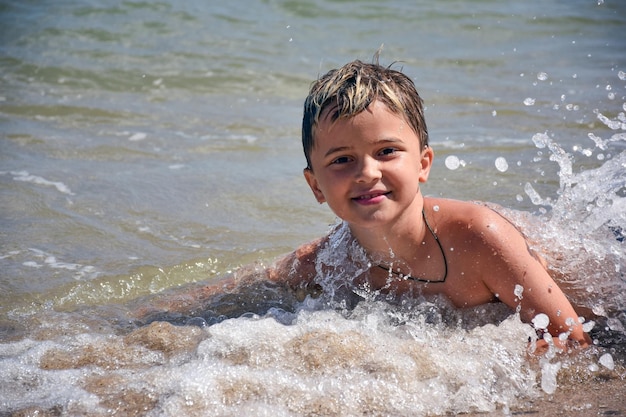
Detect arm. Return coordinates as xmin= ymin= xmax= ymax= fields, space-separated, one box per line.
xmin=129 ymin=238 xmax=323 ymax=323
xmin=267 ymin=237 xmax=324 ymax=291
xmin=474 ymin=208 xmax=591 ymax=351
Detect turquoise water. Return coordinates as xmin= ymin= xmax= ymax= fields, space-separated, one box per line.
xmin=1 ymin=0 xmax=625 ymax=415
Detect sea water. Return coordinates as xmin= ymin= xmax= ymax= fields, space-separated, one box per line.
xmin=1 ymin=0 xmax=625 ymax=415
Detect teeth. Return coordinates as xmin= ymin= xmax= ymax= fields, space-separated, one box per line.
xmin=358 ymin=193 xmax=382 ymax=199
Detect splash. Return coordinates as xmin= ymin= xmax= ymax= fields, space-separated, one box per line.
xmin=0 ymin=300 xmax=541 ymax=416
xmin=503 ymin=105 xmax=626 ymax=343
xmin=311 ymin=222 xmax=370 ymax=307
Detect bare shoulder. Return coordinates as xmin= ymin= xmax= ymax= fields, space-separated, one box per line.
xmin=425 ymin=198 xmax=527 ymax=250
xmin=425 ymin=198 xmax=510 ymax=227
xmin=269 ymin=236 xmax=327 ymax=287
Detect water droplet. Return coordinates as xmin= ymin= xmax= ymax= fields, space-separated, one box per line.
xmin=495 ymin=157 xmax=509 ymax=172
xmin=537 ymin=72 xmax=548 ymax=81
xmin=433 ymin=205 xmax=440 ymax=212
xmin=599 ymin=353 xmax=615 ymax=370
xmin=583 ymin=320 xmax=596 ymax=333
xmin=445 ymin=155 xmax=461 ymax=170
xmin=532 ymin=132 xmax=550 ymax=149
xmin=491 ymin=110 xmax=497 ymax=117
xmin=523 ymin=97 xmax=536 ymax=106
xmin=607 ymin=318 xmax=625 ymax=332
xmin=532 ymin=313 xmax=550 ymax=329
xmin=514 ymin=284 xmax=524 ymax=299
xmin=619 ymin=70 xmax=626 ymax=81
xmin=540 ymin=360 xmax=561 ymax=394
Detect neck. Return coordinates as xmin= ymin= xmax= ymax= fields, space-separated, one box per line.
xmin=350 ymin=201 xmax=448 ymax=284
xmin=348 ymin=198 xmax=427 ymax=263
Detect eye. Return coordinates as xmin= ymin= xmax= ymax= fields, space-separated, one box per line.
xmin=331 ymin=155 xmax=352 ymax=165
xmin=378 ymin=147 xmax=398 ymax=157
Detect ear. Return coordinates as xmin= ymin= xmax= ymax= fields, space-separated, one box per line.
xmin=303 ymin=168 xmax=326 ymax=204
xmin=418 ymin=146 xmax=434 ymax=183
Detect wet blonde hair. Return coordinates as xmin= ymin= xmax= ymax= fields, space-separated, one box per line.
xmin=302 ymin=59 xmax=428 ymax=169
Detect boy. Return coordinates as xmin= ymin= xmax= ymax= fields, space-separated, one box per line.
xmin=140 ymin=60 xmax=590 ymax=352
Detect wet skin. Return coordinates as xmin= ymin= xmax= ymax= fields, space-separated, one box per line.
xmin=297 ymin=100 xmax=590 ymax=350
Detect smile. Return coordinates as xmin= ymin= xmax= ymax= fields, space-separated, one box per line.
xmin=352 ymin=191 xmax=390 ymax=205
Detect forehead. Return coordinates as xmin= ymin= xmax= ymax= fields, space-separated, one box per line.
xmin=313 ymin=100 xmax=416 ymax=151
xmin=316 ymin=100 xmax=406 ymax=134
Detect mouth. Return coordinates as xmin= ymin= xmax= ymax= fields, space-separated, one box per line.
xmin=352 ymin=191 xmax=390 ymax=205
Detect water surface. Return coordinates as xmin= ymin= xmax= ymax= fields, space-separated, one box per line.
xmin=1 ymin=0 xmax=625 ymax=415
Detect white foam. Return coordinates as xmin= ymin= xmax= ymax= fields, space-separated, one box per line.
xmin=26 ymin=248 xmax=98 ymax=280
xmin=3 ymin=170 xmax=74 ymax=195
xmin=0 ymin=250 xmax=21 ymax=260
xmin=0 ymin=301 xmax=544 ymax=416
xmin=128 ymin=132 xmax=147 ymax=141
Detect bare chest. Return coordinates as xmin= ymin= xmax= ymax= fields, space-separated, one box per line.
xmin=360 ymin=266 xmax=496 ymax=308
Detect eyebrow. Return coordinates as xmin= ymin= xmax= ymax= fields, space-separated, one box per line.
xmin=324 ymin=146 xmax=352 ymax=158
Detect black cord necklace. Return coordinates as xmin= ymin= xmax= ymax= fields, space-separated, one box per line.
xmin=376 ymin=208 xmax=448 ymax=283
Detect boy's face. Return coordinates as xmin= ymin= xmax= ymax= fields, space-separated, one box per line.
xmin=304 ymin=100 xmax=433 ymax=229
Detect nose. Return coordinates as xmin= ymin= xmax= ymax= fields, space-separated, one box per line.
xmin=355 ymin=156 xmax=382 ymax=183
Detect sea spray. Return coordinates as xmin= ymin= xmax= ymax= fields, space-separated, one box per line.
xmin=0 ymin=301 xmax=539 ymax=416
xmin=536 ymin=156 xmax=624 ymax=314
xmin=540 ymin=359 xmax=562 ymax=395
